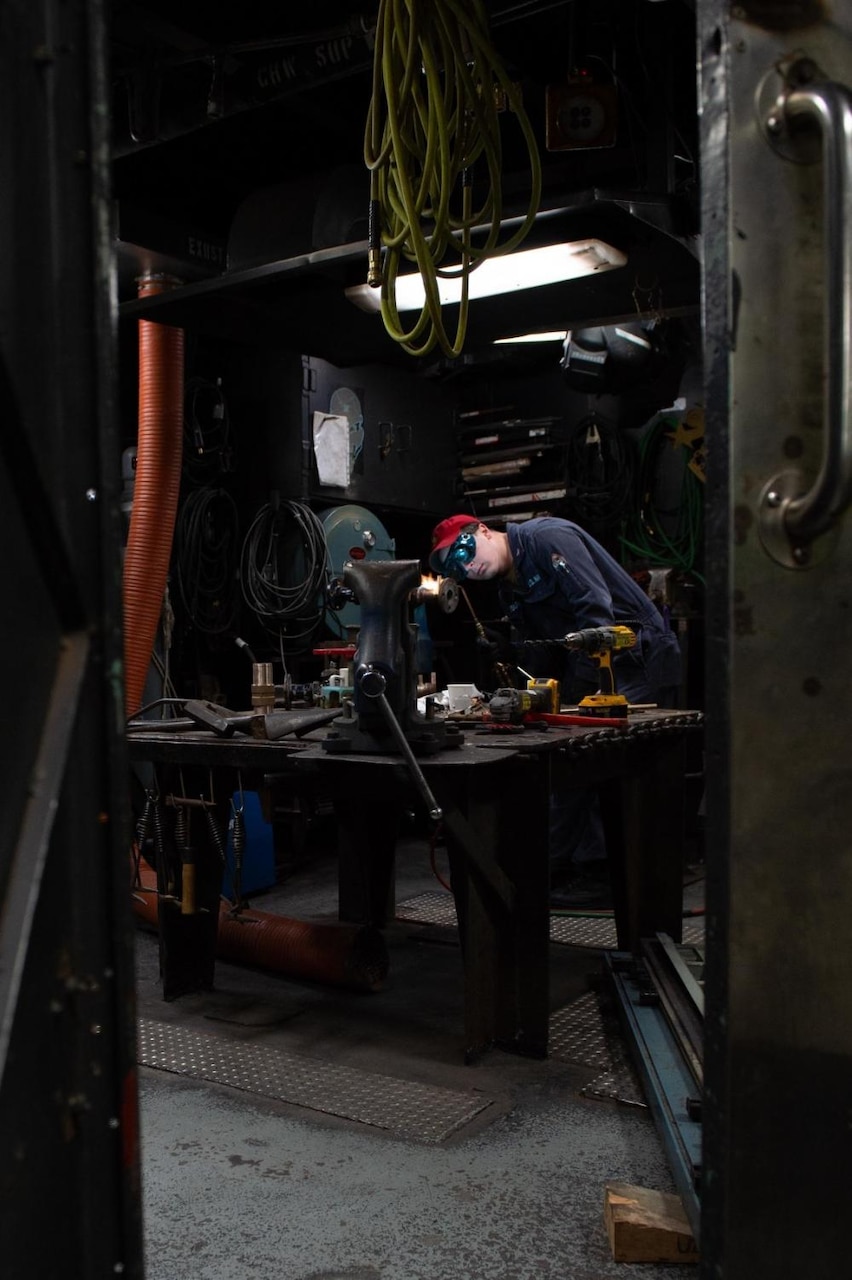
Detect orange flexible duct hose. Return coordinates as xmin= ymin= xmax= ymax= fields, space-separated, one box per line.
xmin=123 ymin=275 xmax=185 ymax=717
xmin=131 ymin=858 xmax=389 ymax=992
xmin=215 ymin=909 xmax=389 ymax=992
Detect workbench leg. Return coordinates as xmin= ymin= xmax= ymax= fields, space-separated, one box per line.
xmin=332 ymin=783 xmax=402 ymax=927
xmin=441 ymin=754 xmax=551 ymax=1061
xmin=600 ymin=735 xmax=686 ymax=953
xmin=152 ymin=766 xmax=223 ymax=1001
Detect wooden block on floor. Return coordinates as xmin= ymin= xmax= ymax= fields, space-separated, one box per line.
xmin=604 ymin=1181 xmax=699 ymax=1264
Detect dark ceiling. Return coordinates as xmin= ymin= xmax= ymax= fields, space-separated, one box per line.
xmin=110 ymin=0 xmax=700 ymax=365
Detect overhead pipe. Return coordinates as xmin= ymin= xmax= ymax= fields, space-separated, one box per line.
xmin=123 ymin=274 xmax=185 ymax=717
xmin=131 ymin=858 xmax=389 ymax=993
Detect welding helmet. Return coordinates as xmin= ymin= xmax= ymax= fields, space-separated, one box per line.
xmin=429 ymin=515 xmax=479 ymax=575
xmin=561 ymin=321 xmax=663 ymax=394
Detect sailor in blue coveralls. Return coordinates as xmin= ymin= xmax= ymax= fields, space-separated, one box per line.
xmin=429 ymin=514 xmax=682 ymax=902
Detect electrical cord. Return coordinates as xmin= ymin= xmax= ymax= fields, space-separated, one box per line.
xmin=183 ymin=376 xmax=232 ymax=483
xmin=429 ymin=822 xmax=452 ymax=893
xmin=150 ymin=649 xmax=180 ymax=708
xmin=240 ymin=498 xmax=329 ymax=651
xmin=563 ymin=414 xmax=634 ymax=534
xmin=364 ymin=0 xmax=542 ymax=358
xmin=125 ymin=696 xmax=187 ymax=723
xmin=175 ymin=486 xmax=241 ymax=635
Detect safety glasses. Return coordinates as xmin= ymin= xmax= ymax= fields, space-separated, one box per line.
xmin=442 ymin=530 xmax=478 ymax=580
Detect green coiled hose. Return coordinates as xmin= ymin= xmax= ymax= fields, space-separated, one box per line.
xmin=620 ymin=413 xmax=705 ymax=582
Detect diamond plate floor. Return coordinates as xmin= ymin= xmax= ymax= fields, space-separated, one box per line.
xmin=393 ymin=889 xmax=699 ymax=1110
xmin=134 ymin=834 xmax=701 ymax=1280
xmin=138 ymin=1017 xmax=493 ymax=1144
xmin=396 ymin=889 xmax=706 ymax=950
xmin=138 ymin=992 xmax=643 ymax=1148
xmin=550 ymin=990 xmax=646 ymax=1107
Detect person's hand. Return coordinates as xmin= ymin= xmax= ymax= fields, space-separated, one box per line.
xmin=476 ymin=625 xmax=514 ymax=663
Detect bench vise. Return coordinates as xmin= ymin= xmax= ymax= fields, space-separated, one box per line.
xmin=322 ymin=560 xmax=462 ymax=780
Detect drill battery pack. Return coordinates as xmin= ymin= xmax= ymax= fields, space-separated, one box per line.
xmin=578 ymin=691 xmax=629 ymax=718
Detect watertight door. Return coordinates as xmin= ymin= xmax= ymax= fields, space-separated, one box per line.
xmin=699 ymin=4 xmax=852 ymax=1276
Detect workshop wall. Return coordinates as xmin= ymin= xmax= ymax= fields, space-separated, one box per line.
xmin=304 ymin=356 xmax=458 ymax=514
xmin=117 ymin=307 xmax=704 ymax=708
xmin=111 ymin=0 xmax=705 ymax=712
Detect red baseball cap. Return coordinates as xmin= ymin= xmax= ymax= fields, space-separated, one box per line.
xmin=429 ymin=514 xmax=479 ymax=572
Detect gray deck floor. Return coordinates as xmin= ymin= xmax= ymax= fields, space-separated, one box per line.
xmin=135 ymin=829 xmax=703 ymax=1280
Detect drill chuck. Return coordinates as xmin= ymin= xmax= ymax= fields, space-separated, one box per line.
xmin=562 ymin=625 xmax=636 ymax=653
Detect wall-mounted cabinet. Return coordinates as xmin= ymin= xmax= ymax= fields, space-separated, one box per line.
xmin=303 ymin=356 xmax=458 ymax=515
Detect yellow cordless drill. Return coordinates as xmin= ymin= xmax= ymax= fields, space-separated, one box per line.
xmin=562 ymin=625 xmax=637 ymax=717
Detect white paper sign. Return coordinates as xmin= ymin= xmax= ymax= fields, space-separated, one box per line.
xmin=312 ymin=412 xmax=351 ymax=488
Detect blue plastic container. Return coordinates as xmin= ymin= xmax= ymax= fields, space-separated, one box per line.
xmin=224 ymin=790 xmax=276 ymax=898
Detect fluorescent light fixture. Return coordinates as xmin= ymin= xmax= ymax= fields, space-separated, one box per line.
xmin=345 ymin=239 xmax=627 ymax=314
xmin=494 ymin=330 xmax=569 ymax=345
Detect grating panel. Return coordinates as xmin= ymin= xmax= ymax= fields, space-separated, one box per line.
xmin=549 ymin=990 xmax=646 ymax=1107
xmin=682 ymin=919 xmax=705 ymax=946
xmin=396 ymin=892 xmax=705 ymax=950
xmin=549 ymin=915 xmax=619 ymax=947
xmin=396 ymin=890 xmax=457 ymax=928
xmin=138 ymin=1017 xmax=492 ymax=1144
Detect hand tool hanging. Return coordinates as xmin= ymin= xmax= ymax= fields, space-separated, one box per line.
xmin=227 ymin=776 xmax=248 ymax=913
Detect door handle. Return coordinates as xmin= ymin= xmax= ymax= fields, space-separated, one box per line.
xmin=759 ymin=77 xmax=852 ymax=567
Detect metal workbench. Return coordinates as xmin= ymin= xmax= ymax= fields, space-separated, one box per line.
xmin=128 ymin=708 xmax=703 ymax=1062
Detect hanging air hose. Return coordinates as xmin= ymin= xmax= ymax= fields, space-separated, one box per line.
xmin=364 ymin=0 xmax=542 ymax=358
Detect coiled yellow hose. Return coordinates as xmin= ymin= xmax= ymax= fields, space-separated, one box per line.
xmin=364 ymin=0 xmax=542 ymax=358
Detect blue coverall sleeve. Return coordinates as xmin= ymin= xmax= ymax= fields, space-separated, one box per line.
xmin=546 ymin=526 xmax=615 ymax=628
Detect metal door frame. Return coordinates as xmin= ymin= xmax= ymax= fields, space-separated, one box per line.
xmin=699 ymin=3 xmax=852 ymax=1275
xmin=0 ymin=3 xmax=143 ymax=1276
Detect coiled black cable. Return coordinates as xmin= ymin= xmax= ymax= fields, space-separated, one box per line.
xmin=239 ymin=498 xmax=329 ymax=650
xmin=174 ymin=486 xmax=241 ymax=635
